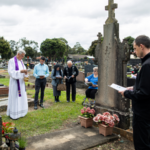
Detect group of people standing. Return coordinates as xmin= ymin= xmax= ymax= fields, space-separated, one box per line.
xmin=7 ymin=52 xmax=98 ymax=119
xmin=51 ymin=60 xmax=79 ymax=103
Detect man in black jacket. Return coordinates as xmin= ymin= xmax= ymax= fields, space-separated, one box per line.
xmin=64 ymin=61 xmax=79 ymax=102
xmin=119 ymin=35 xmax=150 ymax=150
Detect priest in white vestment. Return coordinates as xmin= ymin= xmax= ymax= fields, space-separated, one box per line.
xmin=7 ymin=50 xmax=28 ymax=119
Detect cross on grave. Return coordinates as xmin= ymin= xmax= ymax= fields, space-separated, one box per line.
xmin=105 ymin=0 xmax=118 ymax=24
xmin=97 ymin=32 xmax=102 ymax=43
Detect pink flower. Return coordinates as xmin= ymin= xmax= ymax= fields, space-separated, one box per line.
xmin=86 ymin=107 xmax=90 ymax=111
xmin=91 ymin=109 xmax=95 ymax=114
xmin=81 ymin=109 xmax=85 ymax=114
xmin=103 ymin=112 xmax=110 ymax=116
xmin=93 ymin=117 xmax=99 ymax=122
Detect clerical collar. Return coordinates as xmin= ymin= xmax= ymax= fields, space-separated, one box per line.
xmin=141 ymin=52 xmax=150 ymax=64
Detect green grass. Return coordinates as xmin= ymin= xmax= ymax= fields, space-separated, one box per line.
xmin=0 ymin=78 xmax=34 ymax=86
xmin=1 ymin=79 xmax=85 ymax=137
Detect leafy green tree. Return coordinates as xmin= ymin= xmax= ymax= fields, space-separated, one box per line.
xmin=68 ymin=42 xmax=87 ymax=55
xmin=88 ymin=37 xmax=103 ymax=56
xmin=9 ymin=40 xmax=19 ymax=56
xmin=0 ymin=37 xmax=12 ymax=59
xmin=40 ymin=38 xmax=66 ymax=60
xmin=17 ymin=37 xmax=39 ymax=58
xmin=124 ymin=36 xmax=135 ymax=53
xmin=25 ymin=46 xmax=35 ymax=58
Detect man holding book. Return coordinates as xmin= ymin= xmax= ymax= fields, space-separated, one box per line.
xmin=33 ymin=57 xmax=49 ymax=110
xmin=119 ymin=35 xmax=150 ymax=150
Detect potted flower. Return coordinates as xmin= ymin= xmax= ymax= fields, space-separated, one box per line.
xmin=93 ymin=112 xmax=120 ymax=136
xmin=79 ymin=107 xmax=95 ymax=128
xmin=2 ymin=122 xmax=15 ymax=146
xmin=18 ymin=137 xmax=27 ymax=150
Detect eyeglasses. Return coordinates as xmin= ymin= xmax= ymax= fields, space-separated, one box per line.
xmin=93 ymin=71 xmax=97 ymax=72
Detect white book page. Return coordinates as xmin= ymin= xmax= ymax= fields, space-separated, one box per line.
xmin=109 ymin=83 xmax=127 ymax=91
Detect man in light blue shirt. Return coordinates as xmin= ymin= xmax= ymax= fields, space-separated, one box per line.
xmin=33 ymin=57 xmax=49 ymax=110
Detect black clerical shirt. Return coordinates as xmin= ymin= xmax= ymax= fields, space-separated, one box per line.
xmin=124 ymin=53 xmax=150 ymax=119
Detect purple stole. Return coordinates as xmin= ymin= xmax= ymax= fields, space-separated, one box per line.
xmin=14 ymin=56 xmax=24 ymax=97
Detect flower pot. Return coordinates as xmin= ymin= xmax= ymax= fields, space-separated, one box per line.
xmin=79 ymin=116 xmax=93 ymax=128
xmin=98 ymin=124 xmax=113 ymax=136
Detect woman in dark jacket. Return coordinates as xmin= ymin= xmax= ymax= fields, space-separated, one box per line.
xmin=51 ymin=64 xmax=63 ymax=102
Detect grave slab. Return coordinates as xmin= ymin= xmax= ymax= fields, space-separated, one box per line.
xmin=0 ymin=86 xmax=9 ymax=97
xmin=27 ymin=126 xmax=118 ymax=150
xmin=0 ymin=98 xmax=35 ymax=112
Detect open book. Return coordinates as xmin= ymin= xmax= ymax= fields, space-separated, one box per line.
xmin=85 ymin=82 xmax=93 ymax=86
xmin=109 ymin=83 xmax=127 ymax=91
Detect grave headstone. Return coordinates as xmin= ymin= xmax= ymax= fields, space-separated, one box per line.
xmin=95 ymin=0 xmax=130 ymax=129
xmin=84 ymin=64 xmax=97 ymax=77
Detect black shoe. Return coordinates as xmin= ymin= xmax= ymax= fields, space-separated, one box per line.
xmin=55 ymin=96 xmax=58 ymax=103
xmin=67 ymin=100 xmax=70 ymax=102
xmin=39 ymin=104 xmax=44 ymax=108
xmin=57 ymin=96 xmax=61 ymax=102
xmin=34 ymin=106 xmax=38 ymax=110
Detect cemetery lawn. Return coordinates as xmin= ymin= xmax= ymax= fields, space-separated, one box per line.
xmin=2 ymin=88 xmax=84 ymax=137
xmin=0 ymin=78 xmax=34 ymax=86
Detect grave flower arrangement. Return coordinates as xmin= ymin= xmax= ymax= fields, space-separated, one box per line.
xmin=81 ymin=107 xmax=95 ymax=118
xmin=2 ymin=122 xmax=15 ymax=136
xmin=93 ymin=112 xmax=120 ymax=136
xmin=93 ymin=112 xmax=119 ymax=127
xmin=79 ymin=107 xmax=95 ymax=128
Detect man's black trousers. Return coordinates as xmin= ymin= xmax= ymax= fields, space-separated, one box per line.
xmin=133 ymin=113 xmax=150 ymax=150
xmin=34 ymin=78 xmax=46 ymax=106
xmin=66 ymin=82 xmax=76 ymax=101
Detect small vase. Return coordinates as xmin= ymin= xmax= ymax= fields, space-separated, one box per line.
xmin=98 ymin=124 xmax=113 ymax=136
xmin=5 ymin=138 xmax=10 ymax=147
xmin=79 ymin=116 xmax=93 ymax=128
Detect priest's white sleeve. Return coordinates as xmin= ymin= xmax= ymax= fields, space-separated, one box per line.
xmin=8 ymin=58 xmax=24 ymax=80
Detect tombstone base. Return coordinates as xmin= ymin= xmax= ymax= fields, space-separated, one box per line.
xmin=0 ymin=86 xmax=9 ymax=96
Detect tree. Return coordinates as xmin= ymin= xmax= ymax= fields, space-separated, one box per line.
xmin=124 ymin=36 xmax=135 ymax=53
xmin=68 ymin=42 xmax=87 ymax=55
xmin=0 ymin=37 xmax=12 ymax=59
xmin=9 ymin=40 xmax=19 ymax=56
xmin=88 ymin=37 xmax=103 ymax=56
xmin=17 ymin=37 xmax=39 ymax=58
xmin=40 ymin=38 xmax=66 ymax=60
xmin=25 ymin=46 xmax=35 ymax=58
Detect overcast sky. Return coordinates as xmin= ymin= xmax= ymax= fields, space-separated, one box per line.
xmin=0 ymin=0 xmax=150 ymax=51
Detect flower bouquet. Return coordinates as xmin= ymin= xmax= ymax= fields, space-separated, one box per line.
xmin=79 ymin=107 xmax=95 ymax=128
xmin=2 ymin=122 xmax=15 ymax=146
xmin=93 ymin=112 xmax=119 ymax=136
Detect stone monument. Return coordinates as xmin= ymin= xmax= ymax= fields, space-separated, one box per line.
xmin=95 ymin=0 xmax=130 ymax=129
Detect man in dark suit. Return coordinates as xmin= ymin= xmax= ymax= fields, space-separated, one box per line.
xmin=64 ymin=61 xmax=79 ymax=102
xmin=119 ymin=35 xmax=150 ymax=150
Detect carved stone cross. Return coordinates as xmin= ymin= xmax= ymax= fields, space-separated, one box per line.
xmin=105 ymin=0 xmax=118 ymax=24
xmin=97 ymin=32 xmax=102 ymax=43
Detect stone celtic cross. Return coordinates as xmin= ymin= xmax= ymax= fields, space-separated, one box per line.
xmin=97 ymin=32 xmax=102 ymax=43
xmin=105 ymin=0 xmax=118 ymax=24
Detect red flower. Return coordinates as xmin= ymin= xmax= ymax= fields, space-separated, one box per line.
xmin=2 ymin=130 xmax=4 ymax=134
